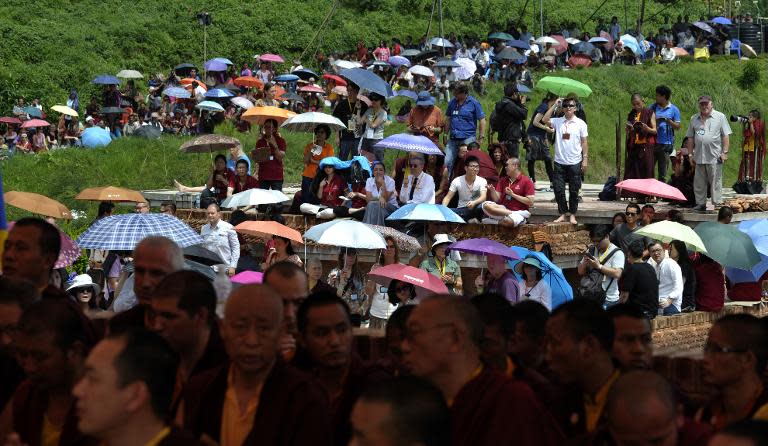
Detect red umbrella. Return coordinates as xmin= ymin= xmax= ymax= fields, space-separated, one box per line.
xmin=568 ymin=54 xmax=592 ymax=68
xmin=599 ymin=31 xmax=615 ymax=50
xmin=298 ymin=85 xmax=324 ymax=93
xmin=260 ymin=54 xmax=284 ymax=63
xmin=234 ymin=76 xmax=264 ymax=89
xmin=21 ymin=119 xmax=50 ymax=128
xmin=0 ymin=117 xmax=22 ymax=125
xmin=616 ymin=179 xmax=686 ymax=201
xmin=367 ymin=263 xmax=449 ymax=297
xmin=322 ymin=74 xmax=347 ymax=86
xmin=552 ymin=35 xmax=568 ymax=55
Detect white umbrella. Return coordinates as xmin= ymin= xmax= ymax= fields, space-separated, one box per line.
xmin=429 ymin=37 xmax=454 ymax=48
xmin=220 ymin=188 xmax=290 ymax=208
xmin=231 ymin=97 xmax=255 ymax=110
xmin=409 ymin=65 xmax=435 ymax=77
xmin=565 ymin=37 xmax=581 ymax=45
xmin=535 ymin=36 xmax=560 ymax=45
xmin=280 ymin=112 xmax=347 ymax=133
xmin=454 ymin=58 xmax=477 ymax=81
xmin=195 ymin=101 xmax=225 ymax=112
xmin=333 ymin=60 xmax=363 ymax=69
xmin=304 ymin=219 xmax=386 ymax=249
xmin=116 ymin=69 xmax=143 ymax=79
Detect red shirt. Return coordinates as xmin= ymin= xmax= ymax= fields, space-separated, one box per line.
xmin=255 ymin=135 xmax=287 ymax=181
xmin=320 ymin=175 xmax=347 ymax=207
xmin=228 ymin=174 xmax=259 ymax=194
xmin=351 ymin=183 xmax=366 ymax=208
xmin=213 ymin=168 xmax=235 ymax=200
xmin=496 ymin=174 xmax=535 ymax=211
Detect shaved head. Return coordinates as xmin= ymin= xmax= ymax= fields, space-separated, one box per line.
xmin=420 ymin=295 xmax=483 ymax=347
xmin=225 ymin=285 xmax=283 ymax=326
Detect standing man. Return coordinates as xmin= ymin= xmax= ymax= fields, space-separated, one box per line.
xmin=332 ymin=83 xmax=367 ymax=161
xmin=445 ymin=83 xmax=486 ymax=173
xmin=543 ymin=97 xmax=589 ymax=225
xmin=200 ymin=204 xmax=239 ymax=276
xmin=526 ymin=93 xmax=557 ymax=187
xmin=492 ymin=84 xmax=528 ymax=158
xmin=650 ymin=85 xmax=681 ymax=182
xmin=399 ymin=154 xmax=435 ymax=205
xmin=685 ymin=95 xmax=732 ymax=212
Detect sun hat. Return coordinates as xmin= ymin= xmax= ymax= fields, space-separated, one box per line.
xmin=416 ymin=91 xmax=436 ymax=106
xmin=514 ymin=256 xmax=543 ymax=275
xmin=431 ymin=233 xmax=453 ymax=249
xmin=66 ymin=274 xmax=101 ymax=296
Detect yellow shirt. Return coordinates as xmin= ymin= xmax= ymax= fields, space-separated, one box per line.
xmin=753 ymin=403 xmax=768 ymax=420
xmin=584 ymin=370 xmax=620 ymax=432
xmin=221 ymin=368 xmax=263 ymax=446
xmin=41 ymin=415 xmax=61 ymax=446
xmin=504 ymin=356 xmax=516 ymax=378
xmin=144 ymin=427 xmax=171 ymax=446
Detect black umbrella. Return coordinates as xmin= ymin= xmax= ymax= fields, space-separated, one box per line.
xmin=412 ymin=50 xmax=440 ymax=62
xmin=291 ymin=69 xmax=320 ymax=81
xmin=495 ymin=47 xmax=523 ymax=61
xmin=185 ymin=259 xmax=216 ymax=280
xmin=174 ymin=63 xmax=197 ymax=75
xmin=101 ymin=107 xmax=125 ymax=114
xmin=280 ymin=92 xmax=305 ymax=103
xmin=183 ymin=244 xmax=225 ymax=266
xmin=132 ymin=125 xmax=162 ymax=139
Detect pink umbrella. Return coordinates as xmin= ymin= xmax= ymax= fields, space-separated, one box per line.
xmin=231 ymin=270 xmax=264 ymax=284
xmin=673 ymin=47 xmax=689 ymax=56
xmin=367 ymin=264 xmax=449 ymax=297
xmin=358 ymin=95 xmax=372 ymax=106
xmin=599 ymin=31 xmax=614 ymax=50
xmin=21 ymin=119 xmax=51 ymax=128
xmin=8 ymin=221 xmax=81 ymax=268
xmin=0 ymin=117 xmax=22 ymax=125
xmin=615 ymin=179 xmax=686 ymax=201
xmin=298 ymin=85 xmax=324 ymax=93
xmin=552 ymin=35 xmax=568 ymax=55
xmin=260 ymin=54 xmax=284 ymax=63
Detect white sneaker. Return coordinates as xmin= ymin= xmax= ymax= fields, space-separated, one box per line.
xmin=317 ymin=208 xmax=336 ymax=219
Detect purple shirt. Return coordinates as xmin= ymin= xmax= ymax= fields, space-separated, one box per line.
xmin=486 ymin=271 xmax=520 ymax=304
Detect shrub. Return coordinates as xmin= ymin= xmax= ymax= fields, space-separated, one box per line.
xmin=737 ymin=60 xmax=762 ymax=90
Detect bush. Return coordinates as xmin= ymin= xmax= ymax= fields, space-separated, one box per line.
xmin=737 ymin=60 xmax=762 ymax=90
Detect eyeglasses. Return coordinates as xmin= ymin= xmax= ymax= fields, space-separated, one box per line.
xmin=703 ymin=343 xmax=748 ymax=354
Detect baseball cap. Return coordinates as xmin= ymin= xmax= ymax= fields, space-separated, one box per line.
xmin=698 ymin=95 xmax=712 ymax=104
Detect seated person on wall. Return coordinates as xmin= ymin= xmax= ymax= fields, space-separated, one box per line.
xmin=481 ymin=157 xmax=534 ymax=227
xmin=226 ymin=159 xmax=259 ymax=197
xmin=441 ymin=155 xmax=487 ymax=222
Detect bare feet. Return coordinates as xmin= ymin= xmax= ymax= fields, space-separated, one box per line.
xmin=569 ymin=214 xmax=578 ymax=225
xmin=174 ymin=179 xmax=185 ymax=192
xmin=554 ymin=215 xmax=567 ymax=223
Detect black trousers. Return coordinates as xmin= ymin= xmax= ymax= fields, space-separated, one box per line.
xmin=552 ymin=162 xmax=582 ymax=215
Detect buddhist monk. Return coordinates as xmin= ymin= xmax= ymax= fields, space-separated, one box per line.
xmin=0 ymin=277 xmax=39 ymax=412
xmin=263 ymin=261 xmax=309 ymax=360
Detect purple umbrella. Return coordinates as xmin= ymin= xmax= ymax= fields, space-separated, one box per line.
xmin=231 ymin=270 xmax=264 ymax=284
xmin=389 ymin=55 xmax=411 ymax=67
xmin=446 ymin=238 xmax=520 ymax=260
xmin=8 ymin=222 xmax=81 ymax=268
xmin=204 ymin=60 xmax=228 ymax=72
xmin=373 ymin=133 xmax=443 ymax=156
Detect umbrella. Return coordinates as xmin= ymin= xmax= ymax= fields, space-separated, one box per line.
xmin=322 ymin=74 xmax=347 ymax=86
xmin=162 ymin=87 xmax=191 ymax=98
xmin=183 ymin=244 xmax=225 ymax=266
xmin=599 ymin=31 xmax=615 ymax=50
xmin=174 ymin=63 xmax=196 ymax=73
xmin=619 ymin=34 xmax=642 ymax=55
xmin=726 ymin=221 xmax=768 ymax=283
xmin=742 ymin=43 xmax=758 ymax=58
xmin=81 ymin=127 xmax=112 ymax=148
xmin=291 ymin=69 xmax=320 ymax=80
xmin=51 ymin=105 xmax=78 ymax=117
xmin=12 ymin=221 xmax=82 ymax=269
xmin=4 ymin=191 xmax=72 ymax=219
xmin=536 ymin=76 xmax=592 ymax=97
xmin=510 ymin=247 xmax=573 ymax=309
xmin=672 ymin=47 xmax=690 ymax=56
xmin=726 ymin=255 xmax=768 ymax=284
xmin=387 ymin=203 xmax=465 ymax=224
xmin=332 ymin=86 xmax=348 ymax=96
xmin=364 ymin=224 xmax=421 ymax=252
xmin=280 ymin=92 xmax=305 ymax=103
xmin=205 ymin=88 xmax=235 ymax=98
xmin=589 ymin=37 xmax=609 ymax=44
xmin=400 ymin=49 xmax=421 ymax=57
xmin=565 ymin=37 xmax=582 ymax=45
xmin=233 ymin=76 xmax=264 ymax=89
xmin=274 ymin=74 xmax=300 ymax=82
xmin=409 ymin=65 xmax=435 ymax=77
xmin=92 ymin=75 xmax=120 ymax=85
xmin=368 ymin=263 xmax=449 ymax=297
xmin=373 ymin=133 xmax=442 ymax=156
xmin=76 ymin=213 xmax=203 ymax=250
xmin=100 ymin=107 xmax=125 ymax=115
xmin=388 ymin=56 xmax=411 ymax=67
xmin=212 ymin=57 xmax=234 ymax=65
xmin=196 ymin=101 xmax=225 ymax=112
xmin=221 ymin=188 xmax=290 ymax=208
xmin=488 ymin=32 xmax=515 ymax=41
xmin=394 ymin=89 xmax=418 ymax=101
xmin=21 ymin=106 xmax=42 ymax=118
xmin=204 ymin=60 xmax=228 ymax=72
xmin=573 ymin=42 xmax=596 ymax=54
xmin=241 ymin=106 xmax=296 ymax=125
xmin=0 ymin=117 xmax=21 ymax=125
xmin=231 ymin=97 xmax=255 ymax=109
xmin=635 ymin=221 xmax=708 ymax=253
xmin=231 ymin=271 xmax=264 ymax=285
xmin=180 ymin=134 xmax=241 ymax=153
xmin=516 ymin=84 xmax=532 ymax=93
xmin=304 ymin=219 xmax=386 ymax=249
xmin=552 ymin=35 xmax=568 ymax=55
xmin=495 ymin=47 xmax=524 ymax=61
xmin=116 ymin=69 xmax=143 ymax=79
xmin=412 ymin=50 xmax=440 ymax=62
xmin=436 ymin=58 xmax=461 ymax=68
xmin=694 ymin=222 xmax=761 ymax=270
xmin=615 ymin=179 xmax=686 ymax=201
xmin=369 ymin=60 xmax=390 ymax=68
xmin=75 ymin=186 xmax=145 ymax=202
xmin=299 ymin=85 xmax=325 ymax=93
xmin=234 ymin=221 xmax=303 ymax=244
xmin=692 ymin=21 xmax=715 ymax=34
xmin=712 ymin=16 xmax=732 ymax=25
xmin=333 ymin=60 xmax=363 ymax=69
xmin=339 ymin=68 xmax=393 ymax=97
xmin=132 ymin=125 xmax=162 ymax=139
xmin=535 ymin=36 xmax=559 ymax=45
xmin=446 ymin=238 xmax=520 ymax=260
xmin=508 ymin=39 xmax=531 ymax=50
xmin=280 ymin=112 xmax=346 ymax=133
xmin=260 ymin=54 xmax=284 ymax=63
xmin=20 ymin=119 xmax=50 ymax=128
xmin=429 ymin=37 xmax=454 ymax=48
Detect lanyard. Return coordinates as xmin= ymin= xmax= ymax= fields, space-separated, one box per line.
xmin=435 ymin=257 xmax=447 ymax=276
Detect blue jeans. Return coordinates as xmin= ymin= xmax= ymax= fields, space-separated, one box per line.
xmin=445 ymin=136 xmax=476 ymax=173
xmin=662 ymin=305 xmax=680 ymax=315
xmin=301 ymin=176 xmax=318 ymax=204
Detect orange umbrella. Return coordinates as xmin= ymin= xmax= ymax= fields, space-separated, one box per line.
xmin=75 ymin=186 xmax=145 ymax=203
xmin=235 ymin=221 xmax=303 ymax=244
xmin=4 ymin=191 xmax=72 ymax=219
xmin=181 ymin=78 xmax=208 ymax=91
xmin=241 ymin=106 xmax=296 ymax=125
xmin=271 ymin=85 xmax=287 ymax=99
xmin=234 ymin=76 xmax=264 ymax=89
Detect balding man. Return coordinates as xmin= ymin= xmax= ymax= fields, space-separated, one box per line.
xmin=402 ymin=295 xmax=562 ymax=445
xmin=181 ymin=284 xmax=331 ymax=446
xmin=263 ymin=261 xmax=309 ymax=360
xmin=109 ymin=236 xmax=185 ymax=334
xmin=2 ymin=217 xmax=65 ymax=298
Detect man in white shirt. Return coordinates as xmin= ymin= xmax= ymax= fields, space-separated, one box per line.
xmin=474 ymin=47 xmax=490 ymax=73
xmin=442 ymin=155 xmax=487 ymax=222
xmin=399 ymin=154 xmax=435 ymax=205
xmin=647 ymin=241 xmax=683 ymax=315
xmin=542 ymin=97 xmax=589 ymax=225
xmin=200 ymin=203 xmax=240 ymax=276
xmin=578 ymin=225 xmax=625 ymax=308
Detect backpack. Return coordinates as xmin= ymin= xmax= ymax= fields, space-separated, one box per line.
xmin=598 ymin=176 xmax=618 ymax=201
xmin=490 ymin=98 xmax=515 ymax=134
xmin=577 ymin=247 xmax=620 ymax=305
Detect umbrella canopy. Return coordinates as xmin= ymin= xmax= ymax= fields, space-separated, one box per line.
xmin=619 ymin=34 xmax=642 ymax=55
xmin=280 ymin=112 xmax=346 ymax=133
xmin=322 ymin=74 xmax=347 ymax=86
xmin=174 ymin=63 xmax=196 ymax=71
xmin=116 ymin=69 xmax=143 ymax=79
xmin=76 ymin=186 xmax=145 ymax=202
xmin=409 ymin=65 xmax=435 ymax=77
xmin=333 ymin=60 xmax=363 ymax=69
xmin=573 ymin=42 xmax=596 ymax=54
xmin=234 ymin=221 xmax=303 ymax=244
xmin=183 ymin=244 xmax=225 ymax=266
xmin=291 ymin=69 xmax=320 ymax=80
xmin=400 ymin=49 xmax=421 ymax=57
xmin=4 ymin=191 xmax=72 ymax=219
xmin=412 ymin=50 xmax=440 ymax=62
xmin=536 ymin=76 xmax=592 ymax=97
xmin=364 ymin=224 xmax=421 ymax=252
xmin=387 ymin=203 xmax=465 ymax=224
xmin=615 ymin=179 xmax=686 ymax=201
xmin=429 ymin=37 xmax=454 ymax=48
xmin=280 ymin=92 xmax=305 ymax=103
xmin=241 ymin=106 xmax=296 ymax=125
xmin=446 ymin=238 xmax=520 ymax=260
xmin=205 ymin=88 xmax=235 ymax=98
xmin=726 ymin=221 xmax=768 ymax=283
xmin=495 ymin=47 xmax=523 ymax=61
xmin=180 ymin=134 xmax=241 ymax=153
xmin=435 ymin=58 xmax=461 ymax=68
xmin=0 ymin=117 xmax=22 ymax=125
xmin=304 ymin=219 xmax=386 ymax=249
xmin=101 ymin=107 xmax=125 ymax=115
xmin=204 ymin=60 xmax=228 ymax=72
xmin=76 ymin=213 xmax=203 ymax=250
xmin=260 ymin=54 xmax=284 ymax=63
xmin=510 ymin=247 xmax=573 ymax=309
xmin=298 ymin=85 xmax=325 ymax=93
xmin=274 ymin=73 xmax=301 ymax=82
xmin=368 ymin=60 xmax=389 ymax=68
xmin=162 ymin=87 xmax=191 ymax=98
xmin=51 ymin=105 xmax=78 ymax=117
xmin=712 ymin=16 xmax=732 ymax=25
xmin=672 ymin=47 xmax=690 ymax=56
xmin=692 ymin=21 xmax=715 ymax=34
xmin=233 ymin=76 xmax=264 ymax=89
xmin=454 ymin=58 xmax=477 ymax=81
xmin=22 ymin=106 xmax=42 ymax=118
xmin=132 ymin=126 xmax=162 ymax=139
xmin=81 ymin=127 xmax=112 ymax=148
xmin=368 ymin=263 xmax=449 ymax=297
xmin=388 ymin=56 xmax=411 ymax=67
xmin=694 ymin=222 xmax=761 ymax=271
xmin=231 ymin=271 xmax=264 ymax=285
xmin=212 ymin=57 xmax=234 ymax=65
xmin=339 ymin=68 xmax=393 ymax=97
xmin=565 ymin=37 xmax=582 ymax=45
xmin=394 ymin=89 xmax=419 ymax=101
xmin=488 ymin=32 xmax=514 ymax=41
xmin=231 ymin=97 xmax=255 ymax=110
xmin=21 ymin=119 xmax=50 ymax=128
xmin=742 ymin=43 xmax=758 ymax=58
xmin=92 ymin=75 xmax=120 ymax=85
xmin=726 ymin=256 xmax=768 ymax=284
xmin=535 ymin=36 xmax=559 ymax=45
xmin=635 ymin=221 xmax=708 ymax=253
xmin=589 ymin=37 xmax=609 ymax=44
xmin=373 ymin=133 xmax=442 ymax=156
xmin=220 ymin=189 xmax=290 ymax=208
xmin=508 ymin=39 xmax=531 ymax=50
xmin=195 ymin=101 xmax=225 ymax=112
xmin=552 ymin=35 xmax=568 ymax=55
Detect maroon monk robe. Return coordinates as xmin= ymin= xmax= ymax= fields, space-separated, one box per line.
xmin=450 ymin=367 xmax=564 ymax=446
xmin=573 ymin=418 xmax=713 ymax=446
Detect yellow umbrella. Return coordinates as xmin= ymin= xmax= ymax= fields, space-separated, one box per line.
xmin=75 ymin=186 xmax=145 ymax=203
xmin=4 ymin=191 xmax=72 ymax=219
xmin=51 ymin=105 xmax=78 ymax=117
xmin=241 ymin=106 xmax=296 ymax=125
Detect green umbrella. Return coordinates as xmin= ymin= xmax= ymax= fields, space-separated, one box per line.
xmin=488 ymin=32 xmax=514 ymax=41
xmin=536 ymin=76 xmax=593 ymax=97
xmin=636 ymin=221 xmax=708 ymax=253
xmin=694 ymin=222 xmax=761 ymax=271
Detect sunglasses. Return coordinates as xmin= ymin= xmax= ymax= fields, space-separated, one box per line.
xmin=563 ymin=104 xmax=576 ymax=109
xmin=625 ymin=212 xmax=638 ymax=216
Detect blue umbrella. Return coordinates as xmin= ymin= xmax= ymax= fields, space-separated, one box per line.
xmin=76 ymin=213 xmax=204 ymax=250
xmin=394 ymin=89 xmax=418 ymax=101
xmin=162 ymin=87 xmax=191 ymax=98
xmin=22 ymin=106 xmax=42 ymax=118
xmin=195 ymin=101 xmax=225 ymax=112
xmin=508 ymin=39 xmax=531 ymax=50
xmin=339 ymin=68 xmax=393 ymax=98
xmin=488 ymin=32 xmax=514 ymax=41
xmin=516 ymin=84 xmax=532 ymax=94
xmin=712 ymin=16 xmax=732 ymax=25
xmin=212 ymin=57 xmax=234 ymax=65
xmin=318 ymin=156 xmax=372 ymax=177
xmin=92 ymin=74 xmax=120 ymax=85
xmin=291 ymin=69 xmax=320 ymax=80
xmin=389 ymin=55 xmax=411 ymax=67
xmin=726 ymin=255 xmax=768 ymax=284
xmin=726 ymin=220 xmax=768 ymax=283
xmin=588 ymin=37 xmax=609 ymax=43
xmin=619 ymin=34 xmax=642 ymax=56
xmin=373 ymin=133 xmax=443 ymax=156
xmin=204 ymin=60 xmax=228 ymax=72
xmin=205 ymin=88 xmax=235 ymax=98
xmin=510 ymin=247 xmax=573 ymax=309
xmin=274 ymin=73 xmax=300 ymax=82
xmin=436 ymin=58 xmax=461 ymax=68
xmin=573 ymin=42 xmax=596 ymax=54
xmin=81 ymin=127 xmax=112 ymax=148
xmin=387 ymin=203 xmax=465 ymax=224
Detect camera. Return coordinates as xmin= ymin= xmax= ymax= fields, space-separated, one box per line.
xmin=731 ymin=114 xmax=749 ymax=123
